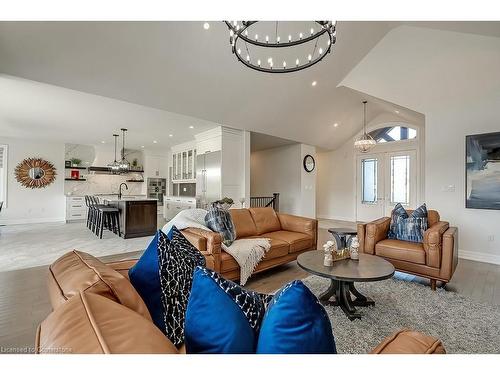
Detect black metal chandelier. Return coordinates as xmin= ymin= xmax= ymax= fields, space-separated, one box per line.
xmin=224 ymin=21 xmax=336 ymax=73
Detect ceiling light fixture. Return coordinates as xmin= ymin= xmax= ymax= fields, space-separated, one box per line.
xmin=224 ymin=21 xmax=336 ymax=73
xmin=119 ymin=128 xmax=130 ymax=173
xmin=312 ymin=81 xmax=317 ymax=86
xmin=354 ymin=101 xmax=376 ymax=153
xmin=189 ymin=126 xmax=194 ymax=129
xmin=203 ymin=22 xmax=210 ymax=30
xmin=169 ymin=134 xmax=173 ymax=137
xmin=153 ymin=140 xmax=158 ymax=144
xmin=333 ymin=123 xmax=339 ymax=127
xmin=108 ymin=134 xmax=121 ymax=173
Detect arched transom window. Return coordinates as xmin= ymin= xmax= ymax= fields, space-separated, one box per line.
xmin=368 ymin=126 xmax=417 ymax=144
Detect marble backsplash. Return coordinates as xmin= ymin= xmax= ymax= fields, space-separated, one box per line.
xmin=64 ymin=173 xmax=144 ymax=196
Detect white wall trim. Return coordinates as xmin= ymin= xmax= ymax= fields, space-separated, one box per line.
xmin=0 ymin=217 xmax=66 ymax=226
xmin=459 ymin=249 xmax=500 ymax=265
xmin=317 ymin=215 xmax=356 ymax=223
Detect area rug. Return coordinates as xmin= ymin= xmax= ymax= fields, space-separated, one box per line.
xmin=303 ymin=275 xmax=500 ymax=354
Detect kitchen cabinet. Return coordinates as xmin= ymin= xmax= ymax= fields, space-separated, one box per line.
xmin=164 ymin=196 xmax=196 ymax=220
xmin=172 ymin=147 xmax=196 ymax=182
xmin=66 ymin=196 xmax=87 ymax=222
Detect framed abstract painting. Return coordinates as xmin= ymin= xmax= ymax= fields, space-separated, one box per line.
xmin=466 ymin=131 xmax=500 ymax=209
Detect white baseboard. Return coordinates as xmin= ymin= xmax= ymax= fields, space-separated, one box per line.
xmin=459 ymin=249 xmax=500 ymax=265
xmin=0 ymin=217 xmax=66 ymax=225
xmin=317 ymin=215 xmax=356 ymax=223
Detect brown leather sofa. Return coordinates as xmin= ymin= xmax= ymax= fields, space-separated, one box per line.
xmin=181 ymin=207 xmax=318 ymax=282
xmin=37 ymin=250 xmax=446 ymax=354
xmin=357 ymin=209 xmax=458 ymax=290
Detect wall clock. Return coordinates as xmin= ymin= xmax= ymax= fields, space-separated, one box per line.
xmin=303 ymin=154 xmax=315 ymax=172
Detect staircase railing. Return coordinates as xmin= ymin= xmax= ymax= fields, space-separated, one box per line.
xmin=250 ymin=193 xmax=280 ymax=212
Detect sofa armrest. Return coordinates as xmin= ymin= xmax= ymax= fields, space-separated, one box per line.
xmin=357 ymin=223 xmax=366 ymax=253
xmin=364 ymin=217 xmax=391 ymax=254
xmin=371 ymin=330 xmax=445 ymax=354
xmin=277 ymin=213 xmax=318 ymax=248
xmin=423 ymin=221 xmax=449 ymax=268
xmin=439 ymin=226 xmax=458 ymax=282
xmin=181 ymin=228 xmax=222 ymax=255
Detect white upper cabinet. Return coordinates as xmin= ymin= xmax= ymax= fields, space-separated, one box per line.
xmin=171 ymin=141 xmax=196 ymax=182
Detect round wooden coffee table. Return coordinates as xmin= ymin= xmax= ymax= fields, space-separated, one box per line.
xmin=297 ymin=251 xmax=395 ymax=320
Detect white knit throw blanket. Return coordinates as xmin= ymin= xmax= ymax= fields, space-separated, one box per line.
xmin=163 ymin=209 xmax=271 ymax=285
xmin=222 ymin=238 xmax=271 ymax=285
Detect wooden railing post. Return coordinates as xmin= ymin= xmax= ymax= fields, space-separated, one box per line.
xmin=273 ymin=193 xmax=280 ymax=212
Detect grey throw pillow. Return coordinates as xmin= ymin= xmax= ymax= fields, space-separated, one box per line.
xmin=205 ymin=205 xmax=236 ymax=247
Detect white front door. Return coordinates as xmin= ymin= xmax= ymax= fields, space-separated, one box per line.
xmin=356 ymin=150 xmax=417 ymax=222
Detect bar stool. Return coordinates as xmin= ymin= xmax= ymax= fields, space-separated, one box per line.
xmin=96 ymin=206 xmax=121 ymax=239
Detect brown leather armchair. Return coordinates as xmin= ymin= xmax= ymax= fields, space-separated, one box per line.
xmin=357 ymin=209 xmax=458 ymax=290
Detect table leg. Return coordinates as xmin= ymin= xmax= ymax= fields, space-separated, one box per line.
xmin=337 ymin=281 xmax=362 ymax=320
xmin=319 ymin=279 xmax=338 ymax=305
xmin=349 ymin=283 xmax=375 ymax=307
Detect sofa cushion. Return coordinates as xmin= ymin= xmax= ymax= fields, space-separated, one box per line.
xmin=158 ymin=227 xmax=206 ymax=347
xmin=129 ymin=231 xmax=165 ymax=334
xmin=185 ymin=267 xmax=267 ymax=353
xmin=256 ymin=280 xmax=336 ymax=354
xmin=375 ymin=239 xmax=426 ymax=265
xmin=249 ymin=207 xmax=282 ymax=235
xmin=220 ymin=238 xmax=289 ymax=272
xmin=371 ymin=330 xmax=445 ymax=354
xmin=265 ymin=230 xmax=313 ymax=253
xmin=36 ymin=291 xmax=178 ymax=354
xmin=230 ymin=209 xmax=258 ymax=238
xmin=48 ymin=250 xmax=151 ymax=321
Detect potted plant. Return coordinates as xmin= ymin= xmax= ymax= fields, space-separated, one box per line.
xmin=70 ymin=158 xmax=82 ymax=167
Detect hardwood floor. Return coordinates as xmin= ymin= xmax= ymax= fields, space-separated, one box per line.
xmin=0 ymin=223 xmax=499 ymax=352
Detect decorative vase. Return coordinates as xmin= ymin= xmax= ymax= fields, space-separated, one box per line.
xmin=350 ymin=236 xmax=360 ymax=261
xmin=323 ymin=240 xmax=335 ymax=266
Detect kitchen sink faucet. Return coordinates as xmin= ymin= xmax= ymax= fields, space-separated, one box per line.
xmin=118 ymin=183 xmax=129 ymax=200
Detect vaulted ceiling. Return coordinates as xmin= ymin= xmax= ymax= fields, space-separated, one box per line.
xmin=0 ymin=21 xmax=497 ymax=150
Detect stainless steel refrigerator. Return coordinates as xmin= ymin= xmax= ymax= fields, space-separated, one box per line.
xmin=196 ymin=151 xmax=221 ymax=209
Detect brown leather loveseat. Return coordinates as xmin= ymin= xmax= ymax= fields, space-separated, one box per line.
xmin=182 ymin=207 xmax=318 ymax=282
xmin=357 ymin=209 xmax=458 ymax=290
xmin=36 ymin=250 xmax=446 ymax=354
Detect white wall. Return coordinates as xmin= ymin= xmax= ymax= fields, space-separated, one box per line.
xmin=251 ymin=143 xmax=316 ymax=218
xmin=340 ymin=26 xmax=500 ymax=264
xmin=221 ymin=127 xmax=250 ymax=206
xmin=0 ymin=136 xmax=65 ymax=224
xmin=300 ymin=144 xmax=317 ymax=218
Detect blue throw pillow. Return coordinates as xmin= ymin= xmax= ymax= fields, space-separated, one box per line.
xmin=388 ymin=203 xmax=428 ymax=243
xmin=256 ymin=280 xmax=337 ymax=354
xmin=185 ymin=267 xmax=267 ymax=353
xmin=128 ymin=230 xmax=165 ymax=333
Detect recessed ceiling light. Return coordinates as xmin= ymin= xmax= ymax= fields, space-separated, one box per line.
xmin=203 ymin=22 xmax=210 ymax=30
xmin=101 ymin=140 xmax=106 ymax=144
xmin=333 ymin=123 xmax=339 ymax=128
xmin=141 ymin=145 xmax=145 ymax=148
xmin=189 ymin=126 xmax=194 ymax=129
xmin=311 ymin=81 xmax=317 ymax=87
xmin=153 ymin=140 xmax=158 ymax=144
xmin=395 ymin=110 xmax=400 ymax=114
xmin=169 ymin=134 xmax=173 ymax=137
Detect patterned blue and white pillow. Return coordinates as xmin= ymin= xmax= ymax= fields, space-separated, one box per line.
xmin=388 ymin=203 xmax=428 ymax=243
xmin=158 ymin=226 xmax=206 ymax=347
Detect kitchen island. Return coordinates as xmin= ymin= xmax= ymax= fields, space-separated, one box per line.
xmin=104 ymin=197 xmax=157 ymax=239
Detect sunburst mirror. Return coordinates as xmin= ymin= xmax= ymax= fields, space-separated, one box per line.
xmin=15 ymin=158 xmax=57 ymax=189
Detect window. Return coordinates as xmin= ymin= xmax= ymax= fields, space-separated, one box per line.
xmin=0 ymin=144 xmax=7 ymax=206
xmin=368 ymin=126 xmax=417 ymax=144
xmin=390 ymin=155 xmax=410 ymax=205
xmin=362 ymin=158 xmax=377 ymax=203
